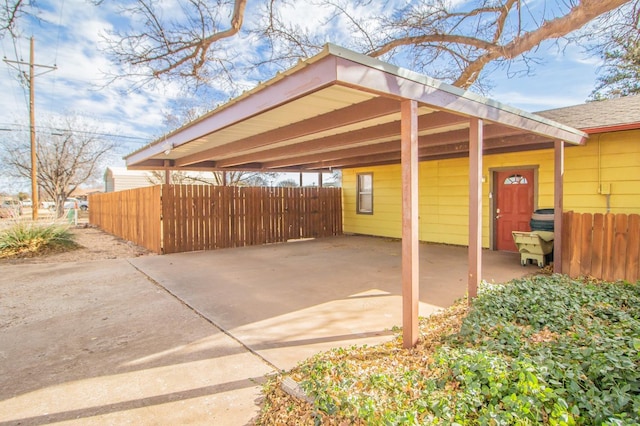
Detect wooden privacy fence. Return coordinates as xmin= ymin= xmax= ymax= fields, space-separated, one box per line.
xmin=89 ymin=185 xmax=342 ymax=254
xmin=89 ymin=186 xmax=162 ymax=253
xmin=561 ymin=211 xmax=640 ymax=282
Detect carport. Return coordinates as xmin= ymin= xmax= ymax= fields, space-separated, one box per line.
xmin=126 ymin=44 xmax=586 ymax=348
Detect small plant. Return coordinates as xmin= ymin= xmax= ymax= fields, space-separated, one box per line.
xmin=0 ymin=222 xmax=78 ymax=258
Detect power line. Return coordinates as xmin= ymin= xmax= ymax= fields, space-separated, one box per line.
xmin=48 ymin=0 xmax=66 ymax=113
xmin=0 ymin=39 xmax=25 ymax=117
xmin=4 ymin=35 xmax=29 ymax=111
xmin=0 ymin=123 xmax=150 ymax=144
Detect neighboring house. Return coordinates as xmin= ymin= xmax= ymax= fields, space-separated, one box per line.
xmin=342 ymin=95 xmax=640 ymax=251
xmin=104 ymin=167 xmax=155 ymax=192
xmin=104 ymin=166 xmax=221 ymax=192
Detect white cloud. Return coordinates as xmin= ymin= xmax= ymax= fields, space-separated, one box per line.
xmin=492 ymin=91 xmax=589 ymax=111
xmin=0 ymin=0 xmax=184 ymax=157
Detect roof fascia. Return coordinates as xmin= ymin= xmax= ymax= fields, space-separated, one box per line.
xmin=582 ymin=122 xmax=640 ymax=134
xmin=328 ymin=45 xmax=586 ymax=145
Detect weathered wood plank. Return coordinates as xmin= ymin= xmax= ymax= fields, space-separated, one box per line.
xmin=626 ymin=214 xmax=640 ymax=283
xmin=602 ymin=214 xmax=615 ymax=282
xmin=580 ymin=213 xmax=593 ymax=277
xmin=613 ymin=214 xmax=628 ymax=281
xmin=591 ymin=214 xmax=604 ymax=279
xmin=561 ymin=211 xmax=572 ymax=276
xmin=569 ymin=213 xmax=582 ymax=278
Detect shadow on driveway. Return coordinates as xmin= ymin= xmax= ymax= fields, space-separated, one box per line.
xmin=131 ymin=235 xmax=529 ymax=370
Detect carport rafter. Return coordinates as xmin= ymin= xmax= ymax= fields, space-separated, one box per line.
xmin=281 ymin=132 xmax=552 ymax=171
xmin=201 ymin=109 xmax=474 ymax=168
xmin=214 ymin=118 xmax=551 ymax=171
xmin=174 ymin=96 xmax=403 ymax=168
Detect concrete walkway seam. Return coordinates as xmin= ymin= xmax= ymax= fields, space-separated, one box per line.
xmin=126 ymin=259 xmax=280 ymax=373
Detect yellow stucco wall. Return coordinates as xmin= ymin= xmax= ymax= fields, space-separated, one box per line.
xmin=342 ymin=129 xmax=640 ymax=247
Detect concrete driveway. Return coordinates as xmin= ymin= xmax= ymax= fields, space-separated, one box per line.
xmin=0 ymin=259 xmax=272 ymax=426
xmin=129 ymin=235 xmax=527 ymax=370
xmin=0 ymin=235 xmax=528 ymax=425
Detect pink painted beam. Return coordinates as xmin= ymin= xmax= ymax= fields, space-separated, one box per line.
xmin=554 ymin=140 xmax=565 ymax=273
xmin=401 ymin=99 xmax=419 ymax=348
xmin=468 ymin=118 xmax=483 ymax=301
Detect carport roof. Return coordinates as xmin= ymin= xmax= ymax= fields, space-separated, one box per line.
xmin=125 ymin=44 xmax=587 ymax=172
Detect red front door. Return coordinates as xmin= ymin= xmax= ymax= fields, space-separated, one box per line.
xmin=496 ymin=169 xmax=534 ymax=252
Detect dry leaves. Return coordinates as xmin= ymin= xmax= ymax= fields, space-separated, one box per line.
xmin=256 ymin=299 xmax=469 ymax=425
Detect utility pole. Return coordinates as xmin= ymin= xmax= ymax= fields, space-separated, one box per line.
xmin=4 ymin=37 xmax=56 ymax=220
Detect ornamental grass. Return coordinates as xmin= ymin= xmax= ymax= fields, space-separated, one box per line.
xmin=0 ymin=222 xmax=78 ymax=258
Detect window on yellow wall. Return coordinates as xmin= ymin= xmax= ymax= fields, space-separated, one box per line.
xmin=357 ymin=173 xmax=373 ymax=214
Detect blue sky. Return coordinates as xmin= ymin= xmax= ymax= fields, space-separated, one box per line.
xmin=0 ymin=0 xmax=606 ymax=192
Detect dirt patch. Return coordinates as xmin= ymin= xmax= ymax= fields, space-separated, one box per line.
xmin=0 ymin=224 xmax=155 ymax=265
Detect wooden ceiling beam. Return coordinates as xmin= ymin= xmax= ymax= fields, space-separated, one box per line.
xmin=300 ymin=133 xmax=551 ymax=170
xmin=128 ymin=164 xmax=313 ymax=173
xmin=305 ymin=152 xmax=402 ymax=169
xmin=175 ymin=96 xmax=402 ymax=167
xmin=263 ymin=140 xmax=400 ymax=168
xmin=127 ymin=159 xmax=168 ymax=169
xmin=213 ymin=122 xmax=399 ymax=167
xmin=262 ymin=125 xmax=529 ymax=170
xmin=213 ymin=111 xmax=473 ymax=167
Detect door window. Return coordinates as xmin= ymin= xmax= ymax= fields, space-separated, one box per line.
xmin=503 ymin=174 xmax=528 ymax=185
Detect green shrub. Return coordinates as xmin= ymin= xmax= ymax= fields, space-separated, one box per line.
xmin=286 ymin=276 xmax=640 ymax=425
xmin=0 ymin=222 xmax=78 ymax=258
xmin=450 ymin=275 xmax=640 ymax=424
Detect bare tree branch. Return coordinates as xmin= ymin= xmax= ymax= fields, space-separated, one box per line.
xmin=103 ymin=0 xmax=246 ymax=84
xmin=369 ymin=33 xmax=500 ymax=58
xmin=100 ymin=0 xmax=634 ymax=92
xmin=453 ymin=0 xmax=631 ymax=87
xmin=0 ymin=115 xmax=116 ymax=217
xmin=1 ymin=0 xmax=28 ymax=38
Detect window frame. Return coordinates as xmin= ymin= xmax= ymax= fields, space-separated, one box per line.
xmin=356 ymin=172 xmax=373 ymax=215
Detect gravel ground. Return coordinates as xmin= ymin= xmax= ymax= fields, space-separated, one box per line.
xmin=0 ymin=222 xmax=155 ymax=265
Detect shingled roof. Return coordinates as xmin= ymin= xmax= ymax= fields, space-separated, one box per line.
xmin=536 ymin=95 xmax=640 ymax=133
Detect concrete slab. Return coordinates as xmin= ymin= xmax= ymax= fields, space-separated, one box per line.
xmin=0 ymin=260 xmax=273 ymax=426
xmin=131 ymin=235 xmax=529 ymax=371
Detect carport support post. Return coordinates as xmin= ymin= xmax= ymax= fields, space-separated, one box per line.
xmin=401 ymin=99 xmax=419 ymax=348
xmin=553 ymin=140 xmax=565 ymax=273
xmin=468 ymin=118 xmax=483 ymax=301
